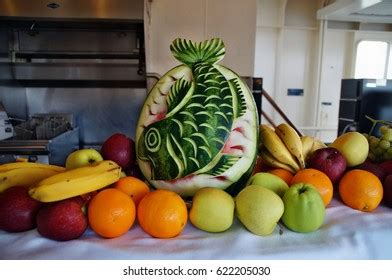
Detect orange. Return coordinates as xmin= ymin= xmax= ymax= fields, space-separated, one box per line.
xmin=114 ymin=176 xmax=150 ymax=206
xmin=137 ymin=189 xmax=188 ymax=238
xmin=290 ymin=168 xmax=333 ymax=206
xmin=88 ymin=188 xmax=136 ymax=238
xmin=268 ymin=168 xmax=294 ymax=185
xmin=339 ymin=169 xmax=383 ymax=212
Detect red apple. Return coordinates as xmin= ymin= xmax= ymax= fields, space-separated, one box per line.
xmin=36 ymin=197 xmax=87 ymax=241
xmin=125 ymin=164 xmax=143 ymax=179
xmin=358 ymin=160 xmax=387 ymax=182
xmin=0 ymin=186 xmax=43 ymax=232
xmin=307 ymin=147 xmax=347 ymax=184
xmin=101 ymin=133 xmax=135 ymax=169
xmin=383 ymin=174 xmax=392 ymax=208
xmin=380 ymin=160 xmax=392 ymax=175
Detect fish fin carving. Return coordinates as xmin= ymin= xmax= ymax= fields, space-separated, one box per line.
xmin=167 ymin=78 xmax=192 ymax=114
xmin=229 ymin=78 xmax=247 ymax=119
xmin=207 ymin=155 xmax=241 ymax=177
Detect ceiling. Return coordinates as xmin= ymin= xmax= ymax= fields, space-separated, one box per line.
xmin=317 ymin=0 xmax=392 ymax=23
xmin=0 ymin=0 xmax=143 ymax=20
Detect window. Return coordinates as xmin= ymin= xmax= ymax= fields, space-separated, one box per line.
xmin=355 ymin=41 xmax=389 ymax=79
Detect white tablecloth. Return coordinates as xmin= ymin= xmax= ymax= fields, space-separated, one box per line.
xmin=1 ymin=199 xmax=391 ymax=260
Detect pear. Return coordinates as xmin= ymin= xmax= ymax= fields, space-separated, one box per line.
xmin=189 ymin=187 xmax=235 ymax=233
xmin=235 ymin=185 xmax=284 ymax=236
xmin=247 ymin=172 xmax=289 ymax=197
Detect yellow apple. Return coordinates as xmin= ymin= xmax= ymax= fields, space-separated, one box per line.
xmin=189 ymin=187 xmax=234 ymax=233
xmin=331 ymin=132 xmax=369 ymax=167
xmin=65 ymin=149 xmax=103 ymax=170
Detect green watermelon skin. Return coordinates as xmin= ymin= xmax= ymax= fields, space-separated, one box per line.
xmin=136 ymin=39 xmax=258 ymax=197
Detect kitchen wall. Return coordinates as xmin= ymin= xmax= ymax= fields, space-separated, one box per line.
xmin=144 ymin=0 xmax=257 ymax=77
xmin=254 ymin=0 xmax=323 ymax=137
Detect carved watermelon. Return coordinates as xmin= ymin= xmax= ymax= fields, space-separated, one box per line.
xmin=136 ymin=38 xmax=258 ymax=197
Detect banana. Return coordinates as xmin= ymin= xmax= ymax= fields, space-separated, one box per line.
xmin=0 ymin=162 xmax=65 ymax=173
xmin=301 ymin=135 xmax=315 ymax=162
xmin=29 ymin=160 xmax=121 ymax=202
xmin=275 ymin=123 xmax=305 ymax=169
xmin=259 ymin=148 xmax=297 ymax=173
xmin=37 ymin=160 xmax=116 ymax=186
xmin=259 ymin=124 xmax=301 ymax=171
xmin=310 ymin=139 xmax=327 ymax=154
xmin=0 ymin=167 xmax=64 ymax=193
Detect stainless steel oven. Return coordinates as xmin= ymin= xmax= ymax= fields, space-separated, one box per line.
xmin=0 ymin=0 xmax=147 ymax=165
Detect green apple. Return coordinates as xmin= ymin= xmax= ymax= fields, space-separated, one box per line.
xmin=247 ymin=172 xmax=289 ymax=197
xmin=282 ymin=183 xmax=325 ymax=233
xmin=235 ymin=185 xmax=284 ymax=236
xmin=189 ymin=187 xmax=235 ymax=233
xmin=331 ymin=132 xmax=369 ymax=167
xmin=65 ymin=149 xmax=104 ymax=169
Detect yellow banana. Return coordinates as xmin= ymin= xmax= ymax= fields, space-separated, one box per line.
xmin=0 ymin=162 xmax=65 ymax=173
xmin=259 ymin=124 xmax=301 ymax=171
xmin=310 ymin=139 xmax=327 ymax=154
xmin=259 ymin=148 xmax=297 ymax=173
xmin=0 ymin=167 xmax=64 ymax=193
xmin=301 ymin=135 xmax=315 ymax=162
xmin=275 ymin=123 xmax=305 ymax=169
xmin=29 ymin=160 xmax=121 ymax=202
xmin=38 ymin=160 xmax=117 ymax=186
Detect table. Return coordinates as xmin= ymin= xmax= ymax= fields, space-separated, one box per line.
xmin=1 ymin=199 xmax=391 ymax=260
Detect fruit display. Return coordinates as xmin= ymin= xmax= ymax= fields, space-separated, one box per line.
xmin=135 ymin=38 xmax=258 ymax=197
xmin=0 ymin=124 xmax=391 ymax=242
xmin=0 ymin=38 xmax=391 ymax=246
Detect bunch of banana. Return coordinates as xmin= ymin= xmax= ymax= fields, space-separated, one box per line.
xmin=259 ymin=123 xmax=327 ymax=172
xmin=29 ymin=160 xmax=121 ymax=202
xmin=0 ymin=162 xmax=65 ymax=193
